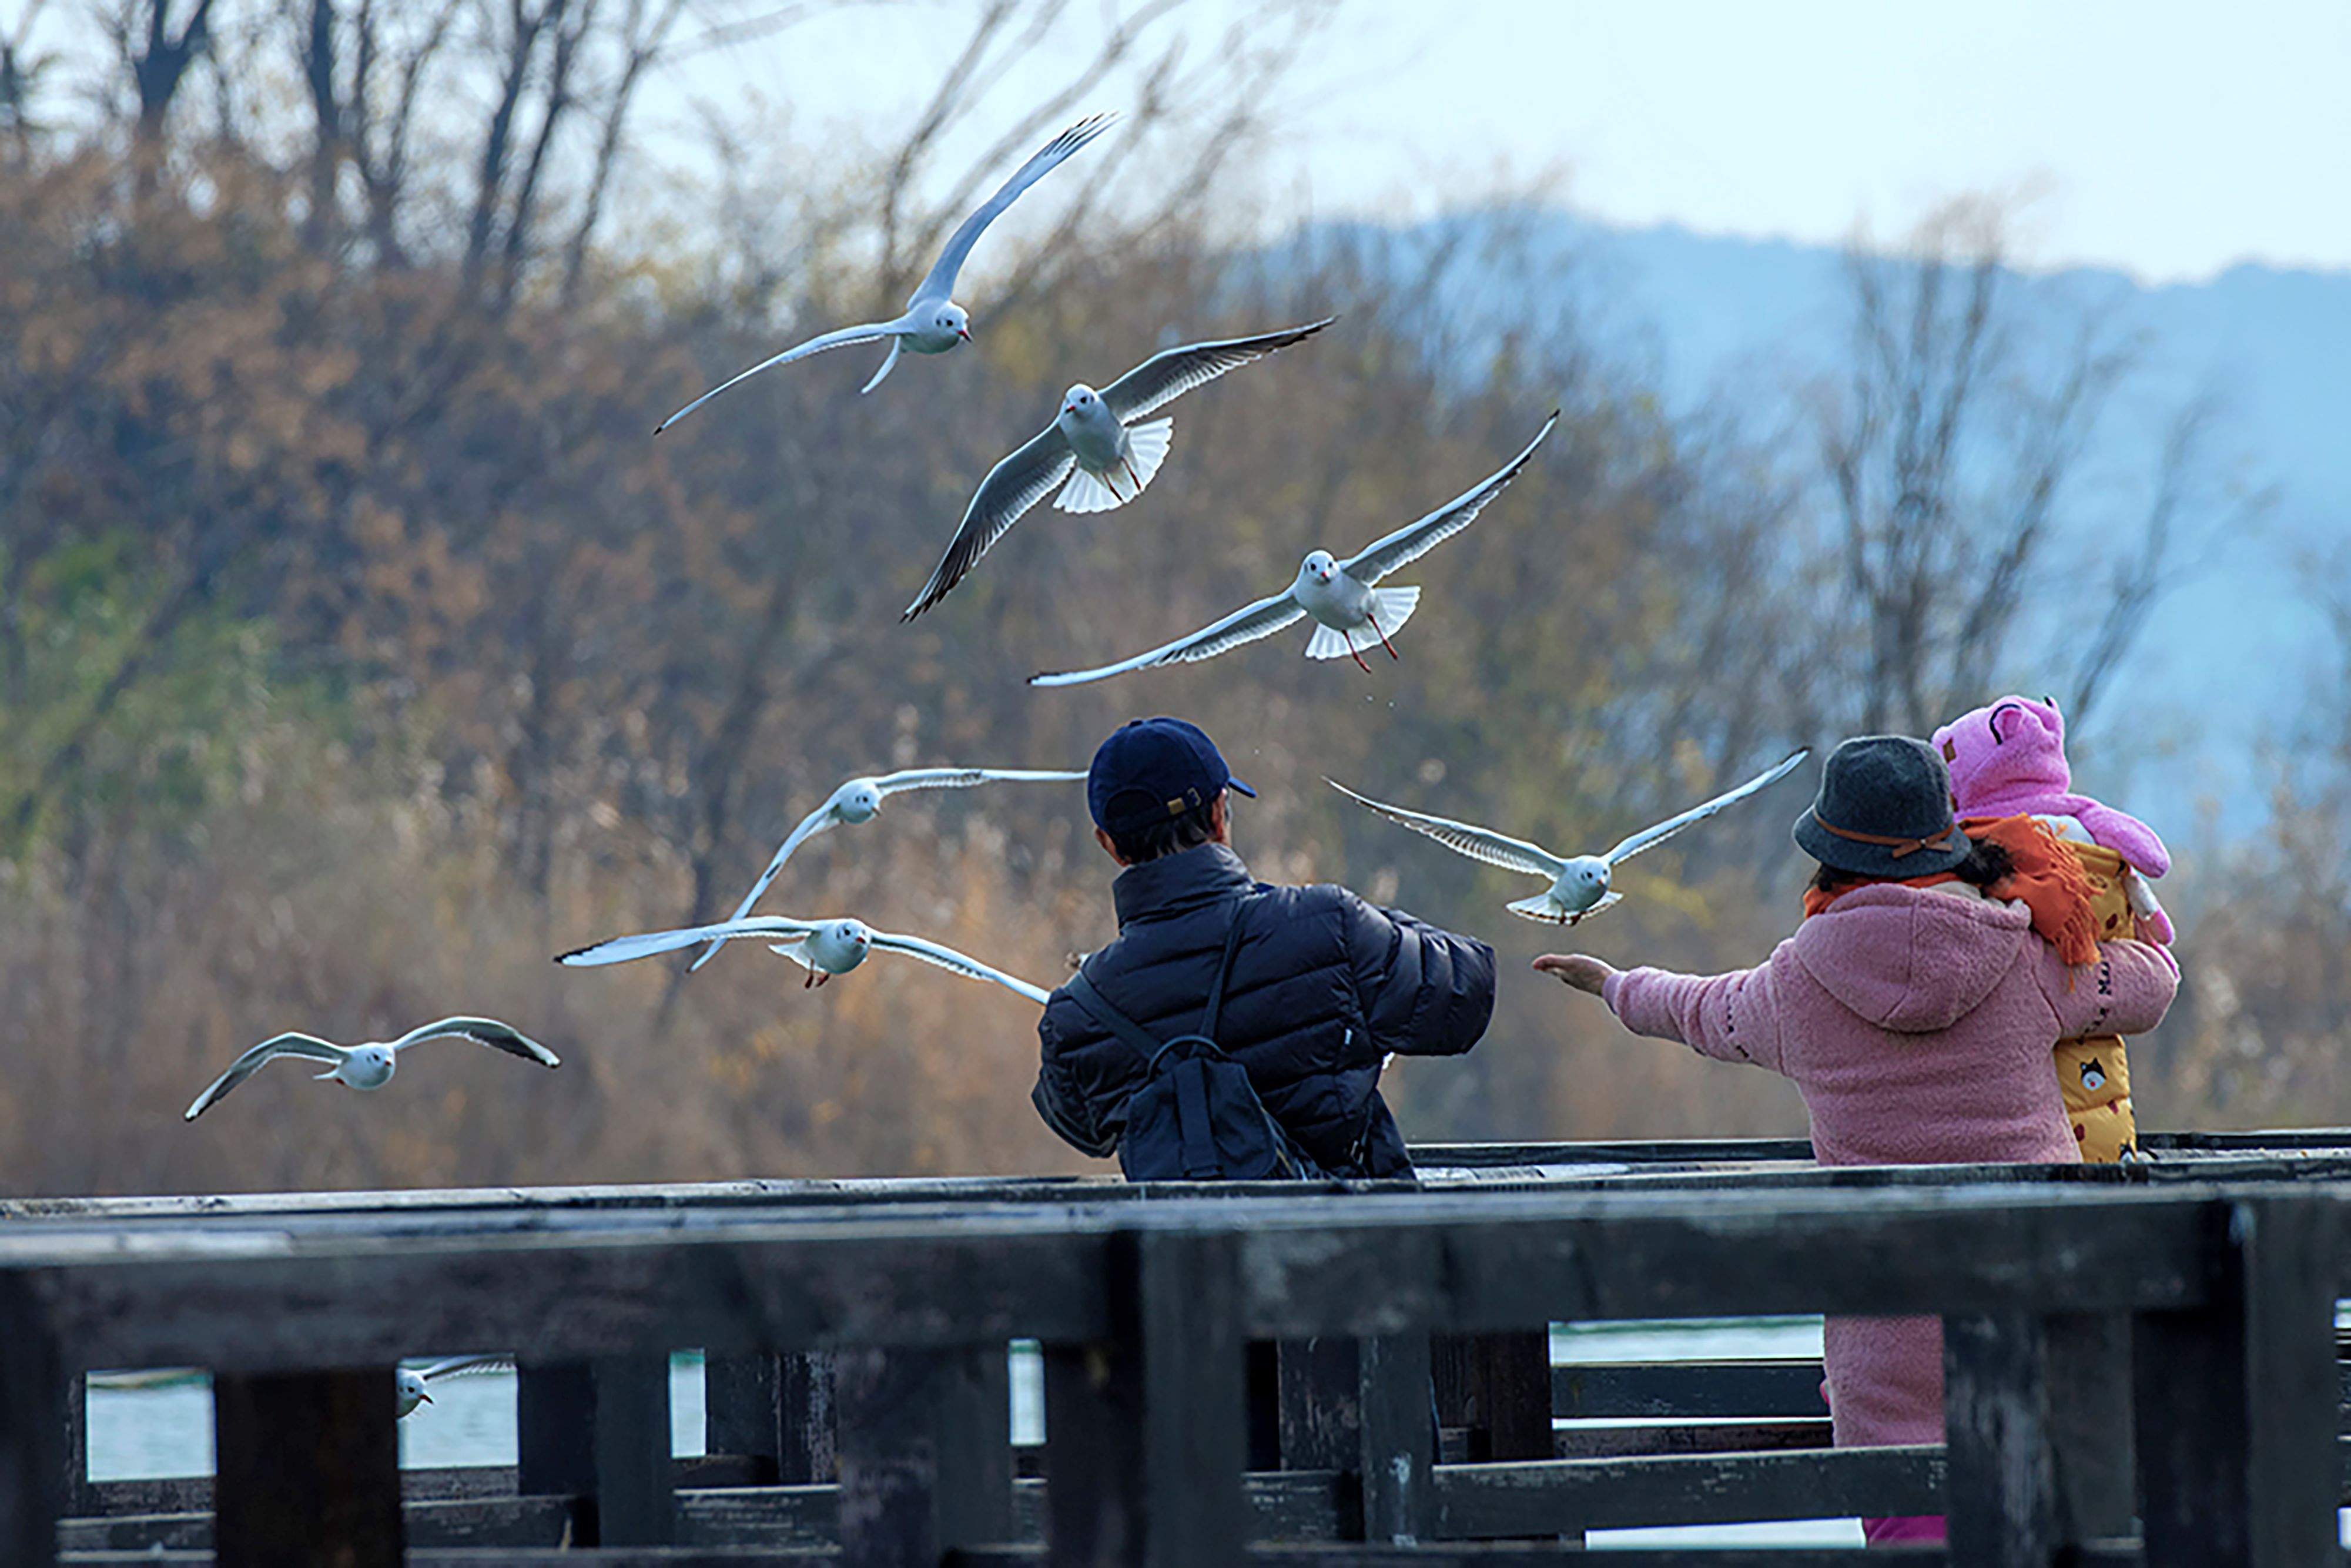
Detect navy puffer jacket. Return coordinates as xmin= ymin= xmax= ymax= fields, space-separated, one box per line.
xmin=1033 ymin=842 xmax=1496 ymax=1177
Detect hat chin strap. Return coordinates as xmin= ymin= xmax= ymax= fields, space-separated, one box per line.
xmin=1813 ymin=814 xmax=1957 ymax=860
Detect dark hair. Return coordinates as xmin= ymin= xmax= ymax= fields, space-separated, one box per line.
xmin=1808 ymin=837 xmax=2015 ymax=896
xmin=1107 ymin=794 xmax=1221 ymax=863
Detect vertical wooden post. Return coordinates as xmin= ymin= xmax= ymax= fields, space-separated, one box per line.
xmin=781 ymin=1351 xmax=839 ymax=1483
xmin=515 ymin=1356 xmax=674 ymax=1546
xmin=0 ymin=1278 xmax=64 ymax=1568
xmin=2136 ymin=1194 xmax=2339 ymax=1568
xmin=703 ymin=1352 xmax=783 ymax=1482
xmin=211 ymin=1368 xmax=402 ymax=1568
xmin=835 ymin=1345 xmax=1014 ymax=1566
xmin=1355 ymin=1332 xmax=1434 ymax=1546
xmin=2043 ymin=1313 xmax=2136 ymax=1541
xmin=1431 ymin=1329 xmax=1550 ymax=1462
xmin=1943 ymin=1310 xmax=2055 ymax=1566
xmin=59 ymin=1369 xmax=88 ymax=1520
xmin=1043 ymin=1228 xmax=1247 ymax=1567
xmin=1244 ymin=1340 xmax=1282 ymax=1470
xmin=1277 ymin=1336 xmax=1361 ymax=1472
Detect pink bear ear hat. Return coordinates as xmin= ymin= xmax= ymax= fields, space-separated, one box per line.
xmin=1929 ymin=695 xmax=2172 ymax=882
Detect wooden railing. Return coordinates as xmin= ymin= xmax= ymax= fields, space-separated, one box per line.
xmin=5 ymin=1137 xmax=2351 ymax=1564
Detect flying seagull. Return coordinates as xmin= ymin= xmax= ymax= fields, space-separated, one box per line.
xmin=183 ymin=1018 xmax=559 ymax=1121
xmin=1030 ymin=410 xmax=1556 ymax=685
xmin=691 ymin=766 xmax=1085 ymax=970
xmin=397 ymin=1356 xmax=512 ymax=1419
xmin=902 ymin=316 xmax=1337 ymax=619
xmin=1329 ymin=749 xmax=1811 ymax=924
xmin=654 ymin=112 xmax=1116 ymax=431
xmin=559 ymin=916 xmax=1050 ymax=1004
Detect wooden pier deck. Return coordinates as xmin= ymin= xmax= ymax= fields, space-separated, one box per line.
xmin=6 ymin=1133 xmax=2351 ymax=1565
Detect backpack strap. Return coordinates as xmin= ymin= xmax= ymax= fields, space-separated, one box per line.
xmin=1064 ymin=896 xmax=1256 ymax=1069
xmin=1064 ymin=967 xmax=1161 ymax=1062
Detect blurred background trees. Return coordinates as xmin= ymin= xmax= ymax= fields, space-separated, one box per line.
xmin=0 ymin=0 xmax=2309 ymax=1195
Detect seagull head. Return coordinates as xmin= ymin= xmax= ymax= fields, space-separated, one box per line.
xmin=331 ymin=1045 xmax=397 ymax=1090
xmin=815 ymin=919 xmax=875 ymax=970
xmin=396 ymin=1369 xmax=431 ymax=1416
xmin=1300 ymin=549 xmax=1339 ymax=586
xmin=1060 ymin=384 xmax=1100 ymax=418
xmin=1573 ymin=860 xmax=1610 ymax=895
xmin=937 ymin=303 xmax=970 ymax=343
xmin=839 ymin=781 xmax=885 ymax=821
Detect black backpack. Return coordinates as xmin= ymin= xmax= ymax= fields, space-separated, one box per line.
xmin=1066 ymin=899 xmax=1322 ymax=1182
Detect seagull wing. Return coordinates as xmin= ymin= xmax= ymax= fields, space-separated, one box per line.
xmin=1099 ymin=317 xmax=1336 ymax=424
xmin=692 ymin=801 xmax=842 ymax=970
xmin=1029 ymin=590 xmax=1306 ymax=688
xmin=908 ymin=112 xmax=1116 ymax=307
xmin=902 ymin=423 xmax=1076 ymax=619
xmin=183 ymin=1033 xmax=347 ymax=1121
xmin=419 ymin=1355 xmax=514 ymax=1383
xmin=1326 ymin=779 xmax=1567 ymax=880
xmin=1338 ymin=410 xmax=1558 ymax=585
xmin=1603 ymin=748 xmax=1812 ymax=865
xmin=869 ymin=930 xmax=1051 ymax=1005
xmin=388 ymin=1017 xmax=560 ymax=1068
xmin=560 ymin=916 xmax=820 ymax=968
xmin=869 ymin=766 xmax=1089 ymax=798
xmin=654 ymin=320 xmax=910 ymax=434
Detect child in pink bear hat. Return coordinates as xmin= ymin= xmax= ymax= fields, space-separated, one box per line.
xmin=1931 ymin=695 xmax=2173 ymax=1161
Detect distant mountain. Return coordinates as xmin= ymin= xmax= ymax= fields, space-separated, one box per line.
xmin=1348 ymin=211 xmax=2351 ymax=840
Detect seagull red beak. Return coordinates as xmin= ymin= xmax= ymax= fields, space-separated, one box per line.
xmin=957 ymin=326 xmax=972 ymax=343
xmin=419 ymin=1390 xmax=433 ymax=1404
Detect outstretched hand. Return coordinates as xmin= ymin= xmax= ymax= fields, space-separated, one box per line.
xmin=1532 ymin=954 xmax=1616 ymax=994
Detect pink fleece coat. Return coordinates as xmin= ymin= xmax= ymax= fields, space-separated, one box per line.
xmin=1599 ymin=883 xmax=2179 ymax=1454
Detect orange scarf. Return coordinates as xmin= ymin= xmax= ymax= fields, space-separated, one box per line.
xmin=1803 ymin=815 xmax=2101 ymax=967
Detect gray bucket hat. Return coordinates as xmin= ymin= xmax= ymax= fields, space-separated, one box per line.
xmin=1792 ymin=735 xmax=1974 ymax=879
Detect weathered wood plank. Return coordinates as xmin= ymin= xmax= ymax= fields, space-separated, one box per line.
xmin=1237 ymin=1189 xmax=2216 ymax=1336
xmin=835 ymin=1345 xmax=1014 ymax=1564
xmin=1550 ymin=1419 xmax=1832 ymax=1458
xmin=514 ymin=1357 xmax=674 ymax=1545
xmin=2043 ymin=1313 xmax=2136 ymax=1542
xmin=1941 ymin=1311 xmax=2052 ymax=1566
xmin=1041 ymin=1229 xmax=1248 ymax=1566
xmin=1550 ymin=1359 xmax=1826 ymax=1418
xmin=1276 ymin=1337 xmax=1360 ymax=1473
xmin=700 ymin=1355 xmax=781 ymax=1484
xmin=1354 ymin=1333 xmax=1432 ymax=1545
xmin=58 ymin=1493 xmax=574 ymax=1553
xmin=210 ymin=1367 xmax=401 ymax=1568
xmin=1429 ymin=1445 xmax=1945 ymax=1537
xmin=1 ymin=1275 xmax=66 ymax=1568
xmin=2137 ymin=1195 xmax=2340 ymax=1568
xmin=1431 ymin=1332 xmax=1550 ymax=1465
xmin=71 ymin=1455 xmax=768 ymax=1518
xmin=20 ymin=1219 xmax=1115 ymax=1370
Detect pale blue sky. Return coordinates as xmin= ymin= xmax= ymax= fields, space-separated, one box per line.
xmin=661 ymin=0 xmax=2351 ymax=283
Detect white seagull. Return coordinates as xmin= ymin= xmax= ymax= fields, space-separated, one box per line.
xmin=691 ymin=766 xmax=1085 ymax=970
xmin=1030 ymin=410 xmax=1556 ymax=686
xmin=902 ymin=317 xmax=1337 ymax=619
xmin=183 ymin=1018 xmax=559 ymax=1121
xmin=1328 ymin=749 xmax=1811 ymax=924
xmin=559 ymin=916 xmax=1050 ymax=1004
xmin=397 ymin=1356 xmax=512 ymax=1419
xmin=654 ymin=112 xmax=1116 ymax=432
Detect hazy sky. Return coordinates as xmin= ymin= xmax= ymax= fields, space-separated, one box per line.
xmin=664 ymin=0 xmax=2351 ymax=283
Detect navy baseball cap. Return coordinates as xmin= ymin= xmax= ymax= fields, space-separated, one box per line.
xmin=1088 ymin=718 xmax=1256 ymax=835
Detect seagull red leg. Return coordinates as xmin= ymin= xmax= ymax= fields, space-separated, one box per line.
xmin=1368 ymin=607 xmax=1401 ymax=659
xmin=1347 ymin=638 xmax=1374 ymax=675
xmin=1123 ymin=456 xmax=1142 ymax=496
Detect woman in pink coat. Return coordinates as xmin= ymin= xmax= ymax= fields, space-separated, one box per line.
xmin=1535 ymin=735 xmax=2179 ymax=1544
